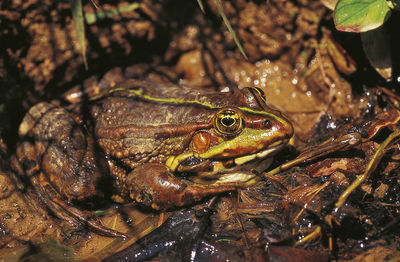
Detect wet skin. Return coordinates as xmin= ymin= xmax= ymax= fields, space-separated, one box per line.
xmin=16 ymin=80 xmax=293 ymax=227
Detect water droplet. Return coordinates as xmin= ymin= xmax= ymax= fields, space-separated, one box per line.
xmin=220 ymin=86 xmax=230 ymax=92
xmin=327 ymin=121 xmax=337 ymax=129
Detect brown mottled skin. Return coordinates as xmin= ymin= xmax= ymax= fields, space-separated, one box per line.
xmin=15 ymin=80 xmax=292 ymax=236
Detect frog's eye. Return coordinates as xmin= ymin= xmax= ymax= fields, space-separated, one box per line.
xmin=215 ymin=109 xmax=243 ymax=135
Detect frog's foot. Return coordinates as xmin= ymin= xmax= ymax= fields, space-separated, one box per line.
xmin=51 ymin=197 xmax=127 ymax=238
xmin=125 ymin=163 xmax=242 ymax=210
xmin=32 ymin=173 xmax=127 ymax=238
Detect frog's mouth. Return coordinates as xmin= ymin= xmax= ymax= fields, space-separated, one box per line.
xmin=166 ymin=140 xmax=286 ymax=183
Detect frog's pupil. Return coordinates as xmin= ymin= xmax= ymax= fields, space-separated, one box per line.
xmin=222 ymin=117 xmax=235 ymax=127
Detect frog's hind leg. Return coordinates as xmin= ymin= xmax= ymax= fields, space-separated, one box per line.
xmin=17 ymin=102 xmax=126 ymax=238
xmin=30 ymin=171 xmax=126 ymax=238
xmin=125 ymin=163 xmax=242 ymax=210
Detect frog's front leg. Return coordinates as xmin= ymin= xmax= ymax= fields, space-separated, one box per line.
xmin=125 ymin=163 xmax=241 ymax=210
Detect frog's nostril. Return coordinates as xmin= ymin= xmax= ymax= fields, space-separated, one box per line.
xmin=263 ymin=119 xmax=271 ymax=128
xmin=180 ymin=156 xmax=202 ymax=167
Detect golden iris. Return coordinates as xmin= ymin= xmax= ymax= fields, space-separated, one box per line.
xmin=214 ymin=109 xmax=243 ymax=135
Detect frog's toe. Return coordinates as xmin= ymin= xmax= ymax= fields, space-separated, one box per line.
xmin=32 ymin=172 xmax=126 ymax=238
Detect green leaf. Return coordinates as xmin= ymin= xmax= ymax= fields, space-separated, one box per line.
xmin=70 ymin=0 xmax=88 ymax=69
xmin=215 ymin=0 xmax=247 ymax=59
xmin=334 ymin=0 xmax=391 ymax=32
xmin=361 ymin=26 xmax=392 ymax=79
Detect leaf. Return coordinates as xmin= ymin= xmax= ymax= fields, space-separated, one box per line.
xmin=215 ymin=0 xmax=247 ymax=59
xmin=361 ymin=26 xmax=392 ymax=79
xmin=0 ymin=240 xmax=77 ymax=261
xmin=386 ymin=0 xmax=400 ymax=9
xmin=320 ymin=0 xmax=339 ymax=10
xmin=70 ymin=0 xmax=88 ymax=69
xmin=323 ymin=28 xmax=357 ymax=75
xmin=334 ymin=0 xmax=391 ymax=32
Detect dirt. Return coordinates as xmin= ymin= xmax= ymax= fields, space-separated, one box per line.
xmin=1 ymin=0 xmax=400 ymax=261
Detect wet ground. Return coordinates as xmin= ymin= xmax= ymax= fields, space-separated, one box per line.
xmin=1 ymin=0 xmax=400 ymax=261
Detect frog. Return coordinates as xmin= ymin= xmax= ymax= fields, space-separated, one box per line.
xmin=14 ymin=79 xmax=293 ymax=237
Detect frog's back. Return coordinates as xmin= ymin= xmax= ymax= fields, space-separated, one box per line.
xmin=93 ymin=80 xmax=266 ymax=128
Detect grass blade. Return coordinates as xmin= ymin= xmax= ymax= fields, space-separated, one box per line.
xmin=197 ymin=0 xmax=205 ymax=13
xmin=70 ymin=0 xmax=88 ymax=69
xmin=215 ymin=0 xmax=247 ymax=59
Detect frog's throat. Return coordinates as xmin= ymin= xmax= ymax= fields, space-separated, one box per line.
xmin=165 ymin=140 xmax=285 ymax=173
